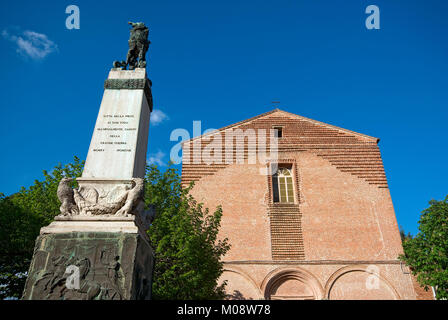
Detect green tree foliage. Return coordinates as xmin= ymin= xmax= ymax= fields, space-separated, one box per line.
xmin=0 ymin=157 xmax=84 ymax=299
xmin=399 ymin=225 xmax=413 ymax=242
xmin=145 ymin=164 xmax=230 ymax=299
xmin=0 ymin=158 xmax=230 ymax=300
xmin=399 ymin=196 xmax=448 ymax=300
xmin=0 ymin=193 xmax=39 ymax=299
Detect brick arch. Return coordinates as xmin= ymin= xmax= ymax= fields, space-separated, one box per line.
xmin=220 ymin=266 xmax=264 ymax=300
xmin=324 ymin=265 xmax=401 ymax=300
xmin=261 ymin=266 xmax=324 ymax=300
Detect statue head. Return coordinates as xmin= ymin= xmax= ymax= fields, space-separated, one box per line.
xmin=128 ymin=21 xmax=148 ymax=31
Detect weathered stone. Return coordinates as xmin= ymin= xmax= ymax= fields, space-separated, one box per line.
xmin=22 ymin=232 xmax=154 ymax=300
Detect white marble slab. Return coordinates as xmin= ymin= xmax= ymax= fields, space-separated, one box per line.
xmin=82 ymin=68 xmax=151 ymax=179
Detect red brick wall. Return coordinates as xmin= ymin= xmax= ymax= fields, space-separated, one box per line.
xmin=188 ymin=163 xmax=272 ymax=261
xmin=410 ymin=274 xmax=435 ymax=300
xmin=182 ymin=110 xmax=419 ymax=299
xmin=297 ymin=151 xmax=403 ymax=261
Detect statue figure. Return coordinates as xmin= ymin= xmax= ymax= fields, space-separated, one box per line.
xmin=115 ymin=178 xmax=145 ymax=216
xmin=34 ymin=255 xmax=69 ymax=295
xmin=114 ymin=22 xmax=150 ymax=70
xmin=57 ymin=178 xmax=79 ymax=216
xmin=56 ymin=178 xmax=145 ymax=217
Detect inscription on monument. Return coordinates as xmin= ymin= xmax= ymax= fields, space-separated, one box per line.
xmin=92 ymin=114 xmax=137 ymax=153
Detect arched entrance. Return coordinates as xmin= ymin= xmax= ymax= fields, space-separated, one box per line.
xmin=261 ymin=267 xmax=324 ymax=300
xmin=324 ymin=265 xmax=400 ymax=300
xmin=219 ymin=267 xmax=263 ymax=300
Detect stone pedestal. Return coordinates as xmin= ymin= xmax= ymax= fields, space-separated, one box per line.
xmin=22 ymin=68 xmax=155 ymax=300
xmin=22 ymin=232 xmax=153 ymax=300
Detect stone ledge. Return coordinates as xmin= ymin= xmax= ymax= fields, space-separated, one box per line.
xmin=224 ymin=260 xmax=403 ymax=265
xmin=55 ymin=215 xmax=136 ymax=221
xmin=40 ymin=220 xmax=143 ymax=236
xmin=76 ymin=178 xmax=135 ymax=183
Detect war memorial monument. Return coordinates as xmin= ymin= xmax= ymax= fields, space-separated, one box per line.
xmin=22 ymin=22 xmax=154 ymax=300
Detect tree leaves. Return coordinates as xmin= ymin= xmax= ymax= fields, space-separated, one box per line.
xmin=145 ymin=164 xmax=230 ymax=299
xmin=0 ymin=159 xmax=230 ymax=300
xmin=399 ymin=195 xmax=448 ymax=300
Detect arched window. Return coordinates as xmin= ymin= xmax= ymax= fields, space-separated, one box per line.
xmin=272 ymin=167 xmax=294 ymax=203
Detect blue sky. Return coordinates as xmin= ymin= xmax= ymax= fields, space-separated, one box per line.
xmin=0 ymin=0 xmax=446 ymax=235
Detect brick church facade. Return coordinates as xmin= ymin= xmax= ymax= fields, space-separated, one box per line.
xmin=181 ymin=109 xmax=431 ymax=300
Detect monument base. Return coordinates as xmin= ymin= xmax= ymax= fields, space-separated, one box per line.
xmin=22 ymin=231 xmax=154 ymax=300
xmin=40 ymin=215 xmax=150 ymax=237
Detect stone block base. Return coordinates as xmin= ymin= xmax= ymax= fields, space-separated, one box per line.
xmin=22 ymin=232 xmax=154 ymax=300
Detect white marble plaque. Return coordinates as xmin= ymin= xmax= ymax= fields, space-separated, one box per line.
xmin=82 ymin=68 xmax=151 ymax=179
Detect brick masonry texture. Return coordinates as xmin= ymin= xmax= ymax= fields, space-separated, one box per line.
xmin=181 ymin=109 xmax=432 ymax=300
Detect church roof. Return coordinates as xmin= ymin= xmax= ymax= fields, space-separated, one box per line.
xmin=184 ymin=108 xmax=379 ymax=144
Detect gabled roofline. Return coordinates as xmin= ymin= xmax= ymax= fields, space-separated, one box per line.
xmin=182 ymin=108 xmax=380 ymax=145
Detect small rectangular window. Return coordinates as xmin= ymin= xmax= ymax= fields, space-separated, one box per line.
xmin=273 ymin=126 xmax=283 ymax=138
